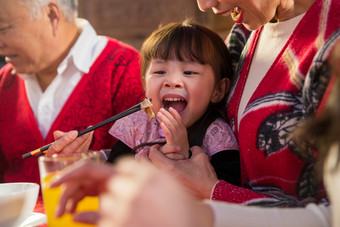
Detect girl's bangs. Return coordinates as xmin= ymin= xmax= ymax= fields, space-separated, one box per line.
xmin=149 ymin=26 xmax=209 ymax=64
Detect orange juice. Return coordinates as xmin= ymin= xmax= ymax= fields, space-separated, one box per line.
xmin=42 ymin=173 xmax=98 ymax=227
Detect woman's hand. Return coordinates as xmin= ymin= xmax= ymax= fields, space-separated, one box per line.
xmin=45 ymin=130 xmax=93 ymax=156
xmin=146 ymin=145 xmax=219 ymax=199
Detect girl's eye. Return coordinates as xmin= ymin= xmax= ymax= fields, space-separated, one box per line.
xmin=154 ymin=71 xmax=166 ymax=75
xmin=184 ymin=71 xmax=198 ymax=75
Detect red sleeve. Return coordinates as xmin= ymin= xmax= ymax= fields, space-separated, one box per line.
xmin=212 ymin=180 xmax=269 ymax=203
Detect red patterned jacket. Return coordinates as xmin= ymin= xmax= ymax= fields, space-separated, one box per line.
xmin=0 ymin=37 xmax=145 ymax=185
xmin=214 ymin=0 xmax=340 ymax=206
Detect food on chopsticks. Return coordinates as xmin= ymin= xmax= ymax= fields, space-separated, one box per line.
xmin=22 ymin=98 xmax=154 ymax=159
xmin=140 ymin=97 xmax=155 ymax=122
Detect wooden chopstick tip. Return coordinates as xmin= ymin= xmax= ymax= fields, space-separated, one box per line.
xmin=22 ymin=148 xmax=41 ymax=159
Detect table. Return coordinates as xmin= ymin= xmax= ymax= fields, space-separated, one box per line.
xmin=33 ymin=196 xmax=47 ymax=227
xmin=33 ymin=196 xmax=45 ymax=214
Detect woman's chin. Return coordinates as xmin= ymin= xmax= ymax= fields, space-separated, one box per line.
xmin=243 ymin=23 xmax=262 ymax=31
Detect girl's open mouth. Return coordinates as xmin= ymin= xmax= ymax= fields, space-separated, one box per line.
xmin=162 ymin=97 xmax=187 ymax=114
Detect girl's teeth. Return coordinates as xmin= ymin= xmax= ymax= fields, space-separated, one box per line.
xmin=164 ymin=98 xmax=184 ymax=102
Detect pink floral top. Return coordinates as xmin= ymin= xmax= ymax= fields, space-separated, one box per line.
xmin=109 ymin=110 xmax=239 ymax=156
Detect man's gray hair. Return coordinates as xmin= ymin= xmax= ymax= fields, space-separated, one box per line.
xmin=18 ymin=0 xmax=78 ymax=21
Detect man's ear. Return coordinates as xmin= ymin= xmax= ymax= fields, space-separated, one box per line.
xmin=211 ymin=78 xmax=230 ymax=103
xmin=46 ymin=2 xmax=61 ymax=36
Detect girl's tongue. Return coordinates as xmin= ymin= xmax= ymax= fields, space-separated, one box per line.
xmin=163 ymin=98 xmax=187 ymax=113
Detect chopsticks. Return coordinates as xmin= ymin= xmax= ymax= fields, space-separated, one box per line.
xmin=22 ymin=98 xmax=151 ymax=159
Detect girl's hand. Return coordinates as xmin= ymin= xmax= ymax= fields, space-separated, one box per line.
xmin=45 ymin=130 xmax=93 ymax=156
xmin=157 ymin=107 xmax=190 ymax=159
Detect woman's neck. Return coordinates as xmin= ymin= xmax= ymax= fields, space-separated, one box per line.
xmin=276 ymin=0 xmax=316 ymax=22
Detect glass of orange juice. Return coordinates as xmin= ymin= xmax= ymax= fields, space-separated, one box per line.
xmin=38 ymin=152 xmax=100 ymax=227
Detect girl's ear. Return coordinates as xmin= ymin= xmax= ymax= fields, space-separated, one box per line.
xmin=211 ymin=78 xmax=230 ymax=103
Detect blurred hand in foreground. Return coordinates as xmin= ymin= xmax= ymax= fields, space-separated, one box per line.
xmin=51 ymin=158 xmax=213 ymax=227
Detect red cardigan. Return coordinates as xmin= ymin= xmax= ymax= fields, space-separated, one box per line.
xmin=0 ymin=37 xmax=144 ymax=185
xmin=215 ymin=0 xmax=340 ymax=206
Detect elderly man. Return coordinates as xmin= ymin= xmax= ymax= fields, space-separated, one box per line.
xmin=0 ymin=0 xmax=144 ymax=185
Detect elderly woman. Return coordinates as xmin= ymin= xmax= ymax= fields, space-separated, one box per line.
xmin=49 ymin=0 xmax=339 ymax=226
xmin=150 ymin=0 xmax=340 ymax=204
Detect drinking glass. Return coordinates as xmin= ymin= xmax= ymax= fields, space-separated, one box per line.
xmin=38 ymin=152 xmax=100 ymax=227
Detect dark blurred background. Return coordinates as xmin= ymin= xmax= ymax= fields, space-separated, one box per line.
xmin=77 ymin=0 xmax=234 ymax=49
xmin=0 ymin=56 xmax=5 ymax=69
xmin=0 ymin=0 xmax=234 ymax=69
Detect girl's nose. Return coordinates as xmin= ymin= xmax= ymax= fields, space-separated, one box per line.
xmin=163 ymin=76 xmax=184 ymax=88
xmin=196 ymin=0 xmax=216 ymax=12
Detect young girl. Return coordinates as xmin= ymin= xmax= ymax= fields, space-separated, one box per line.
xmin=107 ymin=20 xmax=240 ymax=186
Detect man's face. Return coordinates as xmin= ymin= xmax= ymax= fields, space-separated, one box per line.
xmin=0 ymin=0 xmax=56 ymax=74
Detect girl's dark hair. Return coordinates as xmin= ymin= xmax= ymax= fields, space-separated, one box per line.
xmin=140 ymin=19 xmax=233 ymax=119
